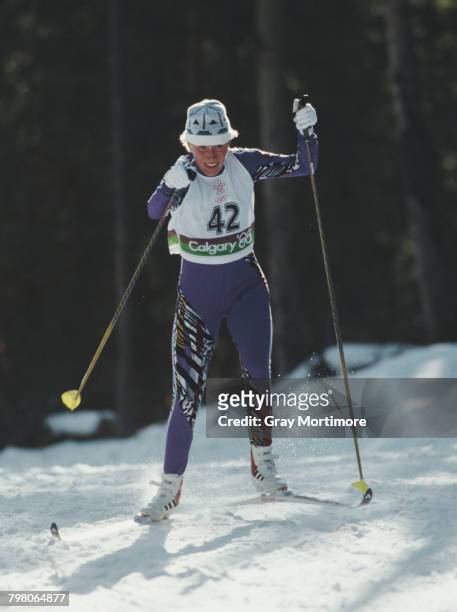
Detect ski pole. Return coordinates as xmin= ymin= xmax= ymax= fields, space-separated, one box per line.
xmin=61 ymin=184 xmax=189 ymax=411
xmin=294 ymin=94 xmax=372 ymax=504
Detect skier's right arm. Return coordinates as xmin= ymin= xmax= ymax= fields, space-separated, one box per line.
xmin=147 ymin=156 xmax=193 ymax=219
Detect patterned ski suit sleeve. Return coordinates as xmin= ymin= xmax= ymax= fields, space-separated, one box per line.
xmin=233 ymin=130 xmax=318 ymax=182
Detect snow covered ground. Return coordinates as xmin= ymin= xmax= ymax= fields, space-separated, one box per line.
xmin=1 ymin=344 xmax=457 ymax=612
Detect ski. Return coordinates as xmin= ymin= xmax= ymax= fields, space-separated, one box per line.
xmin=50 ymin=522 xmax=61 ymax=540
xmin=234 ymin=489 xmax=372 ymax=509
xmin=133 ymin=513 xmax=157 ymax=525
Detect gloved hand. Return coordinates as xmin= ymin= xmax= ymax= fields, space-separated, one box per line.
xmin=293 ymin=102 xmax=318 ymax=134
xmin=164 ymin=160 xmax=192 ymax=190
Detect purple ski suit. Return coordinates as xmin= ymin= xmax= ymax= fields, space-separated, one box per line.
xmin=147 ymin=131 xmax=318 ymax=475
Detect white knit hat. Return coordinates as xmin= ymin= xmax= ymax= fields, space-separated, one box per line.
xmin=180 ymin=99 xmax=238 ymax=146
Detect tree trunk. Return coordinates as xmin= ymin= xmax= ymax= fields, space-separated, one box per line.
xmin=109 ymin=0 xmax=133 ymax=434
xmin=256 ymin=0 xmax=302 ymax=374
xmin=384 ymin=0 xmax=445 ymax=341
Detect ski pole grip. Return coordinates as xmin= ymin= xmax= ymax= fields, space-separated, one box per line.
xmin=298 ymin=93 xmax=310 ymax=110
xmin=293 ymin=93 xmax=312 ymax=140
xmin=293 ymin=93 xmax=310 ymax=115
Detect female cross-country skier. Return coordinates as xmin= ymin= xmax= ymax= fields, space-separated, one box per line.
xmin=135 ymin=98 xmax=318 ymax=522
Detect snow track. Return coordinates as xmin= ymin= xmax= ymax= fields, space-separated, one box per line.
xmin=1 ymin=345 xmax=457 ymax=611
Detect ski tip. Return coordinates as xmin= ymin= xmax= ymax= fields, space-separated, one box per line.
xmin=360 ymin=488 xmax=373 ymax=505
xmin=50 ymin=522 xmax=61 ymax=539
xmin=134 ymin=513 xmax=150 ymax=525
xmin=134 ymin=512 xmax=161 ymax=525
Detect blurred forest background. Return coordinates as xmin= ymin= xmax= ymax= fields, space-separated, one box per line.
xmin=1 ymin=0 xmax=456 ymax=446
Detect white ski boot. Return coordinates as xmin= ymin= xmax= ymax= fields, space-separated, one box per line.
xmin=250 ymin=445 xmax=288 ymax=495
xmin=134 ymin=474 xmax=183 ymax=523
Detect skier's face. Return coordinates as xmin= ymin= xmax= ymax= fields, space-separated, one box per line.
xmin=189 ymin=143 xmax=230 ymax=176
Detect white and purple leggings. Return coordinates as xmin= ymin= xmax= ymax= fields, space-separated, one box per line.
xmin=164 ymin=253 xmax=272 ymax=475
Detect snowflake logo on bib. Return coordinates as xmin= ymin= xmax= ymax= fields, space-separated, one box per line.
xmin=213 ymin=180 xmax=225 ymax=195
xmin=213 ymin=180 xmax=227 ymax=204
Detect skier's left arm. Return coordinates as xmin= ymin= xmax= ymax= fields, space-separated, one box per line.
xmin=233 ymin=104 xmax=318 ymax=182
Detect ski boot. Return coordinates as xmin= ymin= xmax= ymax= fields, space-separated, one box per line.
xmin=134 ymin=473 xmax=183 ymax=523
xmin=250 ymin=445 xmax=288 ymax=496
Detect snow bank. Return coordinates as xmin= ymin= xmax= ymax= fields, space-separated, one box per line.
xmin=355 ymin=342 xmax=457 ymax=378
xmin=46 ymin=410 xmax=117 ymax=436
